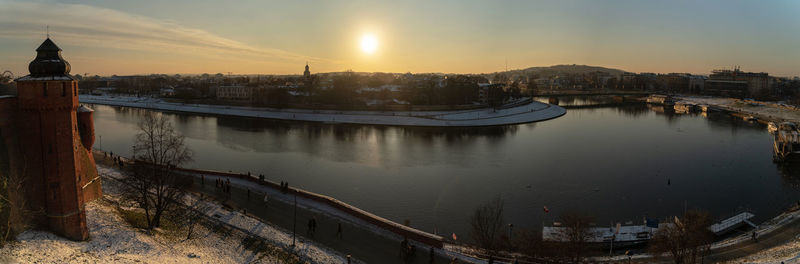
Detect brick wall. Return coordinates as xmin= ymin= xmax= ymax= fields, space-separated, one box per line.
xmin=14 ymin=80 xmax=93 ymax=241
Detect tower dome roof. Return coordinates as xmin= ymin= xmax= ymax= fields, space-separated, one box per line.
xmin=27 ymin=38 xmax=72 ymax=78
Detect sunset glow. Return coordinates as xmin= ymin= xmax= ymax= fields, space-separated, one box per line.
xmin=0 ymin=0 xmax=798 ymax=76
xmin=360 ymin=34 xmax=378 ymax=55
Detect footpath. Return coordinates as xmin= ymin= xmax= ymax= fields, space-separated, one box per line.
xmin=97 ymin=153 xmax=470 ymax=263
xmin=101 ymin=150 xmax=800 ymax=263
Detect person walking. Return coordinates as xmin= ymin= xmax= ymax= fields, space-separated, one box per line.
xmin=337 ymin=222 xmax=343 ymax=239
xmin=400 ymin=238 xmax=408 ymax=257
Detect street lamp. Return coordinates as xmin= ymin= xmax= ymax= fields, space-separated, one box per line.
xmin=292 ymin=189 xmax=297 ymax=248
xmin=508 ymin=223 xmax=514 ymax=241
xmin=508 ymin=223 xmax=514 ymax=250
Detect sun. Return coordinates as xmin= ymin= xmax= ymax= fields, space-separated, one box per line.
xmin=360 ymin=34 xmax=378 ymax=54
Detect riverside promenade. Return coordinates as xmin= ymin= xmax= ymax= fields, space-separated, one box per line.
xmin=191 ymin=173 xmax=460 ymax=264
xmin=95 ymin=152 xmax=473 ymax=263
xmin=80 ymin=95 xmax=566 ymax=127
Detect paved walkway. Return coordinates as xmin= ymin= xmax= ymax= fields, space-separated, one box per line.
xmin=706 ymin=216 xmax=800 ymax=262
xmin=192 ymin=174 xmax=457 ymax=264
xmin=97 ymin=153 xmax=800 ymax=263
xmin=612 ymin=213 xmax=800 ymax=263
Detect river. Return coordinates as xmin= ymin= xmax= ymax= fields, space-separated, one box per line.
xmin=87 ymin=98 xmax=800 ymax=241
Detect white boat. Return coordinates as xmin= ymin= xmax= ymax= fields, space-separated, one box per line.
xmin=646 ymin=95 xmax=675 ymax=105
xmin=674 ymin=103 xmax=696 ymax=114
xmin=768 ymin=122 xmax=778 ymax=134
xmin=542 ymin=221 xmax=666 ymax=248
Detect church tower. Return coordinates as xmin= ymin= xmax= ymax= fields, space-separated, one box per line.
xmin=303 ymin=62 xmax=311 ymax=78
xmin=14 ymin=37 xmax=99 ymax=241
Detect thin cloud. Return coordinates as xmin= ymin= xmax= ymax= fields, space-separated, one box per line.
xmin=0 ymin=0 xmax=340 ymax=71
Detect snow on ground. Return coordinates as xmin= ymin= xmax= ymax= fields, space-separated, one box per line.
xmin=724 ymin=238 xmax=800 ymax=264
xmin=79 ymin=95 xmax=566 ymax=126
xmin=0 ymin=197 xmax=279 ymax=263
xmin=186 ymin=171 xmax=418 ymax=246
xmin=179 ymin=170 xmax=478 ymax=262
xmin=0 ymin=165 xmax=352 ymax=264
xmin=134 ymin=163 xmax=800 ymax=264
xmin=97 ymin=165 xmax=351 ymax=264
xmin=677 ymin=96 xmax=800 ymax=122
xmin=585 ymin=209 xmax=800 ymax=262
xmin=713 ymin=210 xmax=800 ymax=250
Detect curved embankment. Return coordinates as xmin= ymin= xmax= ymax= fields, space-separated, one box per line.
xmin=80 ymin=95 xmax=566 ymax=127
xmin=172 ymin=167 xmax=446 ymax=248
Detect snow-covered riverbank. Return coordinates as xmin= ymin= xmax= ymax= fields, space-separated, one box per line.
xmin=0 ymin=165 xmax=350 ymax=264
xmin=79 ymin=95 xmax=566 ymax=127
xmin=677 ymin=96 xmax=800 ymax=123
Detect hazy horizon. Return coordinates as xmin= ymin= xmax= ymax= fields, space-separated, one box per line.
xmin=4 ymin=64 xmax=717 ymax=78
xmin=1 ymin=0 xmax=799 ymax=77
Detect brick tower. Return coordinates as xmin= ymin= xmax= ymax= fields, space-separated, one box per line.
xmin=14 ymin=38 xmax=100 ymax=241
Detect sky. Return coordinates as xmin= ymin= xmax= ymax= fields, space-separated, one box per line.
xmin=0 ymin=0 xmax=798 ymax=76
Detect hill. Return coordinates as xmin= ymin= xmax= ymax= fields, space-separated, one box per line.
xmin=486 ymin=64 xmax=627 ymax=80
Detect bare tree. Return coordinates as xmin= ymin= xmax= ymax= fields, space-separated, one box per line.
xmin=470 ymin=196 xmax=505 ymax=258
xmin=513 ymin=228 xmax=544 ymax=258
xmin=649 ymin=210 xmax=714 ymax=264
xmin=123 ymin=112 xmax=192 ymax=230
xmin=171 ymin=195 xmax=214 ymax=240
xmin=0 ymin=162 xmax=34 ymax=246
xmin=557 ymin=211 xmax=595 ymax=262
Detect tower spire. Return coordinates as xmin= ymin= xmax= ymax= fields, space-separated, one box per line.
xmin=46 ymin=25 xmax=49 ymax=38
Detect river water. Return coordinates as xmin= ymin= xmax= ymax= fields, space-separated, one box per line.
xmin=87 ymin=98 xmax=800 ymax=241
